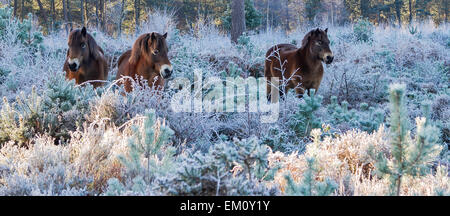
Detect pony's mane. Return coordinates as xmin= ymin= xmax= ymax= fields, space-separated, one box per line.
xmin=129 ymin=33 xmax=151 ymax=65
xmin=300 ymin=30 xmax=315 ymax=50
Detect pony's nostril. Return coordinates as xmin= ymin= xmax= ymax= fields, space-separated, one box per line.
xmin=326 ymin=56 xmax=334 ymax=63
xmin=164 ymin=69 xmax=172 ymax=76
xmin=69 ymin=63 xmax=78 ymax=71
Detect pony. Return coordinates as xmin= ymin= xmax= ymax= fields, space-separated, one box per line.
xmin=116 ymin=32 xmax=173 ymax=93
xmin=63 ymin=27 xmax=108 ymax=88
xmin=265 ymin=28 xmax=334 ymax=101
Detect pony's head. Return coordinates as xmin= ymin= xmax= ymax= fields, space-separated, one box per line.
xmin=301 ymin=28 xmax=334 ymax=64
xmin=129 ymin=32 xmax=173 ymax=79
xmin=66 ymin=27 xmax=100 ymax=72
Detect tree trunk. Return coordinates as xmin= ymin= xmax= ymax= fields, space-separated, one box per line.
xmin=266 ymin=0 xmax=269 ymax=31
xmin=409 ymin=0 xmax=413 ymax=24
xmin=85 ymin=0 xmax=89 ymax=25
xmin=67 ymin=0 xmax=72 ymax=30
xmin=36 ymin=0 xmax=48 ymax=29
xmin=101 ymin=0 xmax=106 ymax=31
xmin=119 ymin=0 xmax=126 ymax=36
xmin=395 ymin=0 xmax=403 ymax=27
xmin=135 ymin=0 xmax=140 ymax=34
xmin=81 ymin=0 xmax=85 ymax=27
xmin=51 ymin=0 xmax=55 ymax=32
xmin=231 ymin=0 xmax=246 ymax=43
xmin=21 ymin=0 xmax=25 ymax=20
xmin=285 ymin=0 xmax=290 ymax=32
xmin=63 ymin=0 xmax=68 ymax=34
xmin=95 ymin=1 xmax=99 ymax=29
xmin=331 ymin=2 xmax=335 ymax=26
xmin=13 ymin=0 xmax=17 ymax=17
xmin=444 ymin=0 xmax=448 ymax=23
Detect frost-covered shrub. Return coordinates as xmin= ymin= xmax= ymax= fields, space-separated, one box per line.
xmin=140 ymin=10 xmax=176 ymax=38
xmin=268 ymin=125 xmax=449 ymax=196
xmin=0 ymin=72 xmax=98 ymax=145
xmin=326 ymin=96 xmax=384 ymax=133
xmin=353 ymin=19 xmax=374 ymax=43
xmin=42 ymin=73 xmax=96 ymax=142
xmin=236 ymin=33 xmax=265 ymax=76
xmin=0 ymin=7 xmax=44 ymax=52
xmin=431 ymin=94 xmax=450 ymax=144
xmin=168 ymin=137 xmax=278 ymax=196
xmin=261 ymin=125 xmax=302 ymax=153
xmin=268 ymin=127 xmax=389 ymax=195
xmin=0 ymin=88 xmax=42 ymax=145
xmin=0 ymin=118 xmax=128 ymax=195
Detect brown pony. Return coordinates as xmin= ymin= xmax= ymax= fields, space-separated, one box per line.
xmin=116 ymin=32 xmax=173 ymax=92
xmin=265 ymin=28 xmax=334 ymax=100
xmin=63 ymin=27 xmax=108 ymax=88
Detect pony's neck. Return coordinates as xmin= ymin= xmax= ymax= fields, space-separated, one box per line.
xmin=297 ymin=43 xmax=321 ymax=70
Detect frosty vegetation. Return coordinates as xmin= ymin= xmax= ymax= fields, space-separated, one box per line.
xmin=0 ymin=7 xmax=448 ymax=196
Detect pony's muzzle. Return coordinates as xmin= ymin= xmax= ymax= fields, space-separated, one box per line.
xmin=326 ymin=56 xmax=334 ymax=64
xmin=68 ymin=58 xmax=80 ymax=72
xmin=160 ymin=64 xmax=173 ymax=79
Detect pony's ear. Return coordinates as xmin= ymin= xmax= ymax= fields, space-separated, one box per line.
xmin=325 ymin=28 xmax=328 ymax=33
xmin=315 ymin=28 xmax=321 ymax=35
xmin=163 ymin=32 xmax=168 ymax=39
xmin=81 ymin=27 xmax=87 ymax=37
xmin=151 ymin=32 xmax=157 ymax=41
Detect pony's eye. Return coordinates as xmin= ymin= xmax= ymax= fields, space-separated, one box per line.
xmin=316 ymin=41 xmax=323 ymax=46
xmin=81 ymin=43 xmax=86 ymax=49
xmin=152 ymin=50 xmax=159 ymax=55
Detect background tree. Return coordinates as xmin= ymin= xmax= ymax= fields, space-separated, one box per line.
xmin=4 ymin=0 xmax=449 ymax=36
xmin=221 ymin=0 xmax=262 ymax=32
xmin=231 ymin=0 xmax=246 ymax=43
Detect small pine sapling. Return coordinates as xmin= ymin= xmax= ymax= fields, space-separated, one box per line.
xmin=289 ymin=89 xmax=322 ymax=137
xmin=372 ymin=84 xmax=442 ymax=196
xmin=105 ymin=110 xmax=175 ymax=195
xmin=284 ymin=156 xmax=337 ymax=196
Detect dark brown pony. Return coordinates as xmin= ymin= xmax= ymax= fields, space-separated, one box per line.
xmin=265 ymin=28 xmax=334 ymax=100
xmin=116 ymin=32 xmax=173 ymax=92
xmin=63 ymin=27 xmax=108 ymax=88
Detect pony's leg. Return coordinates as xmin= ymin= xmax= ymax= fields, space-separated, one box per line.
xmin=124 ymin=79 xmax=132 ymax=92
xmin=265 ymin=60 xmax=273 ymax=102
xmin=295 ymin=87 xmax=305 ymax=98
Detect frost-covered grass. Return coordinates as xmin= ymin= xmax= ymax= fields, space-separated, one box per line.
xmin=0 ymin=10 xmax=449 ymax=196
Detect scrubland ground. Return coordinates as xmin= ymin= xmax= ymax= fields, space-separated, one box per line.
xmin=0 ymin=8 xmax=449 ymax=196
